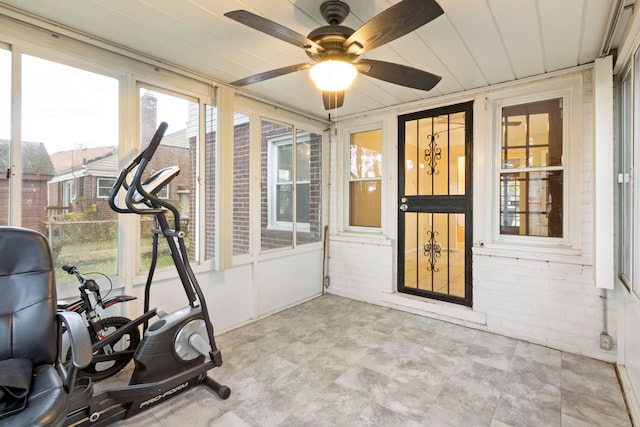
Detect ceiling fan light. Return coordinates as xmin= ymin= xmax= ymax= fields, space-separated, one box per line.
xmin=310 ymin=60 xmax=357 ymax=91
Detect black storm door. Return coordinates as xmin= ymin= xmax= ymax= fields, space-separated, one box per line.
xmin=398 ymin=101 xmax=473 ymax=306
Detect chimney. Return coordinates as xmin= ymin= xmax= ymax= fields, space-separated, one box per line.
xmin=140 ymin=91 xmax=157 ymax=145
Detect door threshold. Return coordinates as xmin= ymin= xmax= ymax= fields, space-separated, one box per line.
xmin=381 ymin=291 xmax=487 ymax=327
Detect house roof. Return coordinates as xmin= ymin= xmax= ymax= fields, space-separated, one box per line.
xmin=160 ymin=129 xmax=189 ymax=149
xmin=0 ymin=128 xmax=188 ymax=182
xmin=49 ymin=146 xmax=116 ymax=174
xmin=0 ymin=139 xmax=55 ymax=176
xmin=48 ymin=129 xmax=187 ymax=181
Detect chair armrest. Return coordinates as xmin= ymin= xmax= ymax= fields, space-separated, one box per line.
xmin=56 ymin=311 xmax=92 ymax=391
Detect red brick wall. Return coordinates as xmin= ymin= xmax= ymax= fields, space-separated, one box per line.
xmin=204 ymin=130 xmax=216 ymax=260
xmin=233 ymin=122 xmax=250 ymax=255
xmin=259 ymin=121 xmax=322 ymax=250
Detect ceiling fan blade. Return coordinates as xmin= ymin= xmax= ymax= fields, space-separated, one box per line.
xmin=322 ymin=91 xmax=345 ymax=110
xmin=357 ymin=59 xmax=441 ymax=91
xmin=344 ymin=0 xmax=444 ymax=56
xmin=230 ymin=63 xmax=312 ymax=86
xmin=225 ymin=10 xmax=323 ymax=55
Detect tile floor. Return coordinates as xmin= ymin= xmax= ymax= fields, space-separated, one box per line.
xmin=108 ymin=294 xmax=632 ymax=426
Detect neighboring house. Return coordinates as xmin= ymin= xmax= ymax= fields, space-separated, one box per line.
xmin=0 ymin=139 xmax=54 ymax=235
xmin=47 ymin=129 xmax=193 ymax=223
xmin=48 ymin=146 xmax=118 ymax=220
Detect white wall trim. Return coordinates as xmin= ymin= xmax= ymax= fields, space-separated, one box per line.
xmin=593 ymin=56 xmax=615 ymax=289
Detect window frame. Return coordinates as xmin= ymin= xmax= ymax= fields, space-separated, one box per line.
xmin=618 ymin=64 xmax=633 ymax=291
xmin=487 ymin=75 xmax=582 ymax=252
xmin=96 ymin=177 xmax=116 ymax=199
xmin=343 ymin=123 xmax=384 ymax=233
xmin=135 ymin=83 xmax=203 ymax=272
xmin=6 ymin=37 xmax=217 ymax=282
xmin=232 ymin=97 xmax=326 ymax=261
xmin=498 ymin=98 xmax=564 ymax=238
xmin=267 ymin=131 xmax=311 ymax=233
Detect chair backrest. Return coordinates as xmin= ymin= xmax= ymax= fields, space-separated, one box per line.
xmin=0 ymin=227 xmax=57 ymax=365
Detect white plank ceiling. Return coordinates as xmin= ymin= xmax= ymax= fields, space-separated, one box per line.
xmin=0 ymin=0 xmax=631 ymax=120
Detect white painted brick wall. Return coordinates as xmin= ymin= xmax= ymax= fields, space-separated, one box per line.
xmin=327 ymin=68 xmax=616 ymax=363
xmin=473 ymin=254 xmax=615 ymax=361
xmin=328 ymin=239 xmax=394 ymax=300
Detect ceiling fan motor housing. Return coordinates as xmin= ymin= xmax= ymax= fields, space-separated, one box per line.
xmin=320 ymin=1 xmax=350 ymax=25
xmin=306 ymin=25 xmax=356 ymax=62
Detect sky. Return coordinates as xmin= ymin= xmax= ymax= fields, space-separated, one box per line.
xmin=0 ymin=49 xmax=189 ymax=154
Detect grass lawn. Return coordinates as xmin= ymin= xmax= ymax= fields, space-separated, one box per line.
xmin=53 ymin=237 xmax=177 ymax=286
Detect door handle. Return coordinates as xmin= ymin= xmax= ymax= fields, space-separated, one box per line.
xmin=399 ymin=197 xmax=408 ymax=212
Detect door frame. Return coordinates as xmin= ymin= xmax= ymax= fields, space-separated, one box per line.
xmin=397 ymin=101 xmax=474 ymax=306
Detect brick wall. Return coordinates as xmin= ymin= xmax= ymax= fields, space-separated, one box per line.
xmin=329 ymin=238 xmax=394 ymax=300
xmin=473 ymin=254 xmax=614 ymax=359
xmin=327 ymin=69 xmax=614 ymax=361
xmin=472 ymin=69 xmax=615 ymax=360
xmin=233 ymin=122 xmax=250 ymax=255
xmin=205 ymin=129 xmax=216 ymax=260
xmin=259 ymin=121 xmax=322 ymax=250
xmin=298 ymin=132 xmax=323 ymax=245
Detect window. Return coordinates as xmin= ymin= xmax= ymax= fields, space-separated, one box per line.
xmin=1 ymin=22 xmax=225 ymax=292
xmin=499 ymin=98 xmax=563 ymax=237
xmin=262 ymin=120 xmax=293 ymax=250
xmin=349 ymin=129 xmax=382 ymax=228
xmin=270 ymin=134 xmax=311 ymax=226
xmin=97 ymin=177 xmax=116 ymax=198
xmin=63 ymin=181 xmax=73 ymax=206
xmin=618 ymin=67 xmax=632 ymax=289
xmin=21 ymin=54 xmax=119 ymax=280
xmin=274 ymin=140 xmax=294 ymax=223
xmin=156 ymin=185 xmax=169 ymax=199
xmin=261 ymin=119 xmax=322 ymax=251
xmin=138 ymin=87 xmax=198 ymax=270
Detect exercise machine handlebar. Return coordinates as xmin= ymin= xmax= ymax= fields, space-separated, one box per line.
xmin=141 ymin=121 xmax=168 ymax=162
xmin=108 ymin=122 xmax=170 ymax=215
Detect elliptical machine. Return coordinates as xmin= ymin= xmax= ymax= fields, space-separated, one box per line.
xmin=64 ymin=122 xmax=229 ymax=426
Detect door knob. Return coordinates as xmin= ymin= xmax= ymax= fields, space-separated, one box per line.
xmin=399 ymin=197 xmax=408 ymax=211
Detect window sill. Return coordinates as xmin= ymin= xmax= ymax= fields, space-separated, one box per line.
xmin=473 ymin=243 xmax=591 ymax=265
xmin=266 ymin=223 xmax=311 ymax=233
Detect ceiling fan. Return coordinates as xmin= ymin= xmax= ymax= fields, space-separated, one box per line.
xmin=225 ymin=0 xmax=444 ymax=110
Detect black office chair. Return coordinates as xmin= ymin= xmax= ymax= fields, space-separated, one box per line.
xmin=0 ymin=226 xmax=92 ymax=427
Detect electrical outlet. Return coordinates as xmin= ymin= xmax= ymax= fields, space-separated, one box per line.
xmin=600 ymin=332 xmax=612 ymax=350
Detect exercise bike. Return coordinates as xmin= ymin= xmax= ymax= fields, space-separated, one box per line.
xmin=57 ymin=264 xmax=140 ymax=382
xmin=64 ymin=122 xmax=229 ymax=426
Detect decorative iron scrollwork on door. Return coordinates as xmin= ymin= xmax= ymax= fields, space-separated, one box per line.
xmin=423 ymin=230 xmax=441 ymax=272
xmin=424 ymin=133 xmax=441 ymax=175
